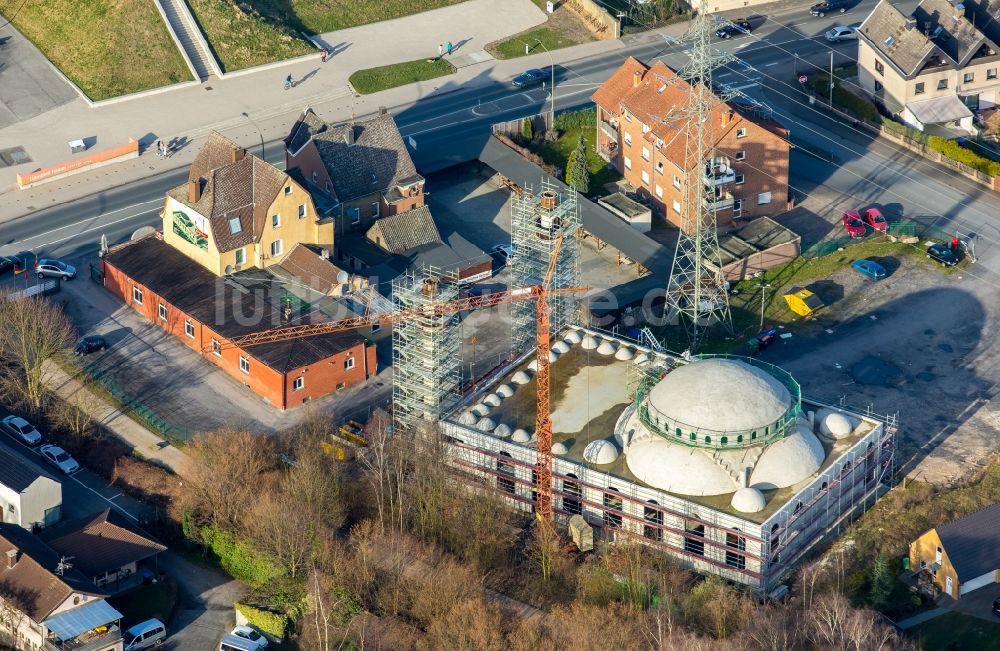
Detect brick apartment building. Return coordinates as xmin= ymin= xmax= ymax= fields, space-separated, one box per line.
xmin=593 ymin=57 xmax=791 ymax=230
xmin=102 ymin=236 xmax=377 ymax=410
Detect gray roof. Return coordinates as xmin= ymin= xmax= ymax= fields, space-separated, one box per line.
xmin=0 ymin=445 xmax=56 ymax=492
xmin=907 ymin=93 xmax=974 ymax=123
xmin=935 ymin=501 xmax=1000 ymax=581
xmin=859 ymin=0 xmax=938 ymax=76
xmin=913 ymin=0 xmax=987 ymax=65
xmin=367 ymin=206 xmax=442 ymax=253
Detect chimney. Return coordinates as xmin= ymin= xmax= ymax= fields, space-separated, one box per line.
xmin=633 ymin=70 xmax=642 ymax=87
xmin=345 ymin=126 xmax=356 ymax=146
xmin=320 ymin=248 xmax=330 ymax=260
xmin=6 ymin=549 xmax=18 ymax=569
xmin=188 ymin=179 xmax=202 ymax=203
xmin=721 ymin=109 xmax=735 ymax=126
xmin=905 ymin=16 xmax=916 ymax=30
xmin=232 ymin=147 xmax=246 ymax=163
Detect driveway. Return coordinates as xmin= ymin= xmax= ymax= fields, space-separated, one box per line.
xmin=160 ymin=551 xmax=246 ymax=650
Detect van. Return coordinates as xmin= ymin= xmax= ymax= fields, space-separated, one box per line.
xmin=123 ymin=618 xmax=166 ymax=650
xmin=220 ymin=634 xmax=260 ymax=651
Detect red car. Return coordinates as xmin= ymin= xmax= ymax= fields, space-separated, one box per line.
xmin=864 ymin=208 xmax=888 ymax=233
xmin=842 ymin=210 xmax=866 ymax=238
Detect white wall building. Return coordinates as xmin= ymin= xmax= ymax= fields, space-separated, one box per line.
xmin=0 ymin=446 xmax=62 ymax=530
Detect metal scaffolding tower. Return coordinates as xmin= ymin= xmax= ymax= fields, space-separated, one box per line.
xmin=510 ymin=179 xmax=581 ymax=358
xmin=392 ymin=266 xmax=461 ymax=428
xmin=663 ymin=13 xmax=748 ymax=351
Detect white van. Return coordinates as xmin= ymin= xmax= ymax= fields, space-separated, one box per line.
xmin=123 ymin=619 xmax=166 ymax=650
xmin=220 ymin=634 xmax=260 ymax=651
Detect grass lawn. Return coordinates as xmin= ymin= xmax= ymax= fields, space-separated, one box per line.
xmin=489 ymin=27 xmax=581 ymax=60
xmin=349 ymin=58 xmax=456 ymax=94
xmin=908 ymin=612 xmax=1000 ymax=651
xmin=0 ymin=0 xmax=192 ymax=101
xmin=108 ymin=581 xmax=178 ymax=627
xmin=530 ymin=126 xmax=621 ymax=194
xmin=187 ymin=0 xmax=314 ymax=72
xmin=232 ymin=0 xmax=466 ymax=34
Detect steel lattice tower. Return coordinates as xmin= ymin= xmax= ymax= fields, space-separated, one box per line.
xmin=663 ymin=12 xmax=743 ymax=351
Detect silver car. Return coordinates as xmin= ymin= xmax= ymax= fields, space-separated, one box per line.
xmin=39 ymin=444 xmax=80 ymax=474
xmin=35 ymin=258 xmax=76 ymax=280
xmin=1 ymin=415 xmax=42 ymax=446
xmin=825 ymin=25 xmax=858 ymax=42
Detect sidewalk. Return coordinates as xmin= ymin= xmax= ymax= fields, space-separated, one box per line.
xmin=42 ymin=359 xmax=189 ymax=476
xmin=0 ymin=0 xmax=554 ymax=222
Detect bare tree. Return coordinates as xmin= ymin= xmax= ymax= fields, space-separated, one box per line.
xmin=357 ymin=410 xmax=407 ymax=532
xmin=246 ymin=491 xmax=314 ymax=578
xmin=807 ymin=591 xmax=853 ymax=649
xmin=0 ymin=293 xmax=74 ymax=411
xmin=524 ymin=518 xmax=561 ymax=583
xmin=740 ymin=603 xmax=804 ymax=651
xmin=419 ymin=598 xmax=507 ymax=651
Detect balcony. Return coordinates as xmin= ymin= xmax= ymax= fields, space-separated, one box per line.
xmin=46 ymin=627 xmax=122 ymax=651
xmin=597 ymin=140 xmax=619 ymax=163
xmin=703 ymin=159 xmax=735 ymax=187
xmin=704 ymin=193 xmax=735 ymax=211
xmin=599 ymin=120 xmax=619 ymax=139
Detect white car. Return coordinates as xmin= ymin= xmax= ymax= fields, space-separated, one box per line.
xmin=35 ymin=258 xmax=76 ymax=280
xmin=1 ymin=415 xmax=42 ymax=446
xmin=825 ymin=25 xmax=858 ymax=42
xmin=230 ymin=625 xmax=268 ymax=649
xmin=39 ymin=445 xmax=80 ymax=474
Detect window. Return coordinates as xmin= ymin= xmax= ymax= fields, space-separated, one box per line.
xmin=271 ymin=214 xmax=280 ymax=229
xmin=641 ymin=123 xmax=650 ymax=134
xmin=625 ymin=112 xmax=632 ymax=122
xmin=735 ymin=174 xmax=745 ymax=184
xmin=371 ymin=323 xmax=381 ymax=334
xmin=684 ymin=520 xmax=705 ymax=556
xmin=726 ymin=531 xmax=747 ymax=551
xmin=964 ymin=72 xmax=975 ymax=83
xmin=298 ymin=204 xmax=307 ymax=219
xmin=875 ymin=80 xmax=883 ymax=92
xmin=344 ymin=355 xmax=355 ymax=370
xmin=624 ymin=156 xmax=632 ymax=170
xmin=624 ymin=132 xmax=632 ymax=146
xmin=733 ymin=198 xmax=743 ymax=211
xmin=132 ymin=286 xmax=143 ymax=305
xmin=641 ymin=170 xmax=650 ymax=184
xmin=725 ymin=551 xmax=747 ymax=569
xmin=371 ymin=202 xmax=380 ymax=218
xmin=293 ymin=376 xmax=304 ymax=392
xmin=234 ymin=248 xmax=246 ymax=266
xmin=935 ymin=547 xmax=942 ymax=564
xmin=228 ymin=217 xmax=242 ymax=234
xmin=184 ymin=319 xmax=195 ymax=339
xmin=497 ymin=453 xmax=516 ymax=494
xmin=989 ymin=68 xmax=998 ymax=80
xmin=875 ymin=60 xmax=884 ymax=76
xmin=284 ymin=185 xmax=292 ymax=196
xmin=757 ymin=191 xmax=771 ymax=204
xmin=672 ymin=200 xmax=681 ymax=214
xmin=158 ymin=303 xmax=166 ymax=321
xmin=270 ymin=240 xmax=283 ymax=257
xmin=735 ymin=150 xmax=746 ymax=161
xmin=239 ymin=355 xmax=250 ymax=374
xmin=603 ymin=489 xmax=623 ymax=528
xmin=884 ymin=36 xmax=894 ymax=47
xmin=211 ymin=338 xmax=221 ymax=357
xmin=736 ymin=127 xmax=747 ymax=138
xmin=655 ymin=184 xmax=663 ymax=198
xmin=563 ymin=474 xmax=582 ymax=515
xmin=673 ymin=175 xmax=681 ymax=189
xmin=348 ymin=207 xmax=361 ymax=224
xmin=641 ymin=146 xmax=650 ymax=161
xmin=938 ymin=79 xmax=948 ymax=90
xmin=656 ymin=160 xmax=664 ymax=173
xmin=914 ymin=82 xmax=925 ymax=95
xmin=643 ymin=503 xmax=663 ymax=542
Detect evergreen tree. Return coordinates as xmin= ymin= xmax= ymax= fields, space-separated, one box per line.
xmin=868 ymin=553 xmax=895 ymax=606
xmin=567 ymin=134 xmax=590 ymax=193
xmin=521 ymin=117 xmax=534 ymax=142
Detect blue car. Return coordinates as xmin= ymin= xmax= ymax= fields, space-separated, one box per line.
xmin=512 ymin=69 xmax=546 ymax=88
xmin=851 ymin=259 xmax=886 ymax=280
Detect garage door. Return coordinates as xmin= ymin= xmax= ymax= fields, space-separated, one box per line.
xmin=959 ymin=571 xmax=996 ymax=596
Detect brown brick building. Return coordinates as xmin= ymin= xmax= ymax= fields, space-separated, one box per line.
xmin=593 ymin=57 xmax=791 ymax=230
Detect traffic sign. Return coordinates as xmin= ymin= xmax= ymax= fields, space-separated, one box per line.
xmin=798 ymin=75 xmax=808 ymax=84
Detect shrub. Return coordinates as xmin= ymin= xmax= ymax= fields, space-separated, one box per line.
xmin=554 ymin=108 xmax=597 ymax=131
xmin=567 ymin=135 xmax=590 ymax=193
xmin=199 ymin=525 xmax=282 ymax=586
xmin=235 ymin=602 xmax=289 ymax=639
xmin=522 ymin=117 xmax=534 ymax=142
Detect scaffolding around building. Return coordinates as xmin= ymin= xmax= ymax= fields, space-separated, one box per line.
xmin=391 ymin=266 xmax=461 ymax=428
xmin=510 ymin=178 xmax=581 ymax=358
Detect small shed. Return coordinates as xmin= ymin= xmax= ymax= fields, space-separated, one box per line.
xmin=598 ymin=192 xmax=652 ymax=233
xmin=783 ymin=287 xmax=824 ymax=317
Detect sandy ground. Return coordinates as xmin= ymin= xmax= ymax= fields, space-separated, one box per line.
xmin=550 ymin=357 xmax=630 ymax=434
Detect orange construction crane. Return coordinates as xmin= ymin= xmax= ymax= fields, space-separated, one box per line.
xmin=220 ymin=235 xmax=583 ymax=521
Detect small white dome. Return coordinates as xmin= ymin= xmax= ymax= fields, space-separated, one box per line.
xmin=552 ymin=341 xmax=571 ymax=354
xmin=565 ymin=331 xmax=583 ymax=344
xmin=552 ymin=442 xmax=569 ymax=455
xmin=496 ymin=384 xmax=515 ymax=398
xmin=583 ymin=439 xmax=619 ymax=465
xmin=528 ymin=360 xmax=539 ymax=371
xmin=483 ymin=393 xmax=502 ymax=407
xmin=597 ymin=340 xmax=617 ymax=356
xmin=475 ymin=417 xmax=496 ymax=431
xmin=731 ymin=487 xmax=767 ymax=513
xmin=470 ymin=403 xmax=490 ymax=417
xmin=512 ymin=371 xmax=532 ymax=385
xmin=750 ymin=425 xmax=825 ymax=490
xmin=626 ymin=439 xmax=735 ymax=495
xmin=458 ymin=411 xmax=477 ymax=426
xmin=494 ymin=424 xmax=512 ymax=438
xmin=634 ymin=352 xmax=651 ymax=365
xmin=549 ymin=351 xmax=559 ymax=363
xmin=581 ymin=334 xmax=599 ymax=350
xmin=615 ymin=346 xmax=635 ymax=360
xmin=817 ymin=409 xmax=856 ymax=439
xmin=512 ymin=429 xmax=531 ymax=443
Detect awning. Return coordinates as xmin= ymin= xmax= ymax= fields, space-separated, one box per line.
xmin=906 ymin=94 xmax=973 ymax=125
xmin=44 ymin=599 xmax=122 ymax=641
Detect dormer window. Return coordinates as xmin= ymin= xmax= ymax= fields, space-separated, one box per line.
xmin=228 ymin=217 xmax=242 ymax=234
xmin=884 ymin=36 xmax=895 ymax=46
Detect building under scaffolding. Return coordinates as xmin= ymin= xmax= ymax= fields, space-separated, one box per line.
xmin=391 ymin=266 xmax=461 ymax=428
xmin=509 ymin=179 xmax=581 ymax=358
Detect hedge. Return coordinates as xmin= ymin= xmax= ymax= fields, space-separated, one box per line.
xmin=199 ymin=525 xmax=282 ymax=586
xmin=235 ymin=602 xmax=289 ymax=639
xmin=878 ymin=117 xmax=1000 ymax=175
xmin=554 ymin=108 xmax=597 ymax=131
xmin=809 ymin=73 xmax=879 ymax=121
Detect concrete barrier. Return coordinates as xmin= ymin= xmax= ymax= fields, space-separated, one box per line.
xmin=16 ymin=138 xmax=140 ymax=189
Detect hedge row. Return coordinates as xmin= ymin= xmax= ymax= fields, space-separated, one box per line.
xmin=878 ymin=117 xmax=1000 ymax=175
xmin=235 ymin=602 xmax=289 ymax=639
xmin=554 ymin=108 xmax=597 ymax=131
xmin=199 ymin=525 xmax=282 ymax=586
xmin=809 ymin=74 xmax=879 ymax=121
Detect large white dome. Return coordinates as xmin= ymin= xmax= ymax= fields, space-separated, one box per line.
xmin=625 ymin=439 xmax=735 ymax=495
xmin=646 ymin=358 xmax=791 ymax=434
xmin=749 ymin=424 xmax=825 ymax=490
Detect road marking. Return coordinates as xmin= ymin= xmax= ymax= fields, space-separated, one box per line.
xmin=764 ymin=61 xmax=780 ymax=67
xmin=4 ymin=208 xmax=161 ymax=254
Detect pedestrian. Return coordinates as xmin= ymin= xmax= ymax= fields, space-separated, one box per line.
xmin=438 ymin=43 xmax=443 ymax=58
xmin=156 ymin=140 xmax=164 ymax=159
xmin=446 ymin=41 xmax=453 ymax=56
xmin=320 ymin=48 xmax=329 ymax=62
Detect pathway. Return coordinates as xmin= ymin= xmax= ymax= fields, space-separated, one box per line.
xmin=158 ymin=0 xmax=217 ymax=80
xmin=896 ymin=607 xmax=948 ymax=630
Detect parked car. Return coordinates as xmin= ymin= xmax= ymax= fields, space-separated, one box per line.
xmin=715 ymin=19 xmax=752 ymax=38
xmin=863 ymin=208 xmax=888 ymax=233
xmin=0 ymin=415 xmax=42 ymax=446
xmin=811 ymin=0 xmax=851 ymax=16
xmin=927 ymin=243 xmax=959 ymax=266
xmin=39 ymin=444 xmax=80 ymax=474
xmin=992 ymin=597 xmax=1000 ymax=616
xmin=35 ymin=258 xmax=76 ymax=280
xmin=74 ymin=335 xmax=108 ymax=355
xmin=842 ymin=210 xmax=866 ymax=238
xmin=220 ymin=633 xmax=262 ymax=651
xmin=825 ymin=24 xmax=858 ymax=42
xmin=123 ymin=619 xmax=166 ymax=651
xmin=512 ymin=69 xmax=547 ymax=88
xmin=851 ymin=259 xmax=887 ymax=280
xmin=491 ymin=244 xmax=516 ymax=263
xmin=0 ymin=256 xmax=15 ymax=274
xmin=230 ymin=625 xmax=268 ymax=649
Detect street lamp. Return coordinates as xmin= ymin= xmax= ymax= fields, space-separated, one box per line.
xmin=759 ymin=282 xmax=771 ymax=329
xmin=534 ymin=39 xmax=556 ymax=125
xmin=241 ymin=112 xmax=265 ymax=160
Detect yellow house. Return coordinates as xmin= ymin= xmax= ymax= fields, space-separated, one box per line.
xmin=909 ymin=501 xmax=1000 ymax=599
xmin=162 ymin=132 xmax=333 ymax=276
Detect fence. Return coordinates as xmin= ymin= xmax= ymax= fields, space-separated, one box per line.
xmin=84 ymin=364 xmax=193 ymax=443
xmin=802 ymin=219 xmax=957 ymax=260
xmin=491 ymin=113 xmax=552 ymax=141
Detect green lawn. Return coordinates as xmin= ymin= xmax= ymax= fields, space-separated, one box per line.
xmin=0 ymin=0 xmax=192 ymax=101
xmin=531 ymin=126 xmax=621 ymax=195
xmin=909 ymin=612 xmax=1000 ymax=651
xmin=108 ymin=581 xmax=177 ymax=627
xmin=349 ymin=58 xmax=456 ymax=95
xmin=232 ymin=0 xmax=466 ymax=34
xmin=489 ymin=28 xmax=581 ymax=60
xmin=187 ymin=0 xmax=314 ymax=72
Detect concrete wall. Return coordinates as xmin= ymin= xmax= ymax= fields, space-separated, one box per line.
xmin=566 ymin=0 xmax=620 ymax=39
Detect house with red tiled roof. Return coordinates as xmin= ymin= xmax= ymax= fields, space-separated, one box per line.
xmin=592 ymin=57 xmax=791 ymax=229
